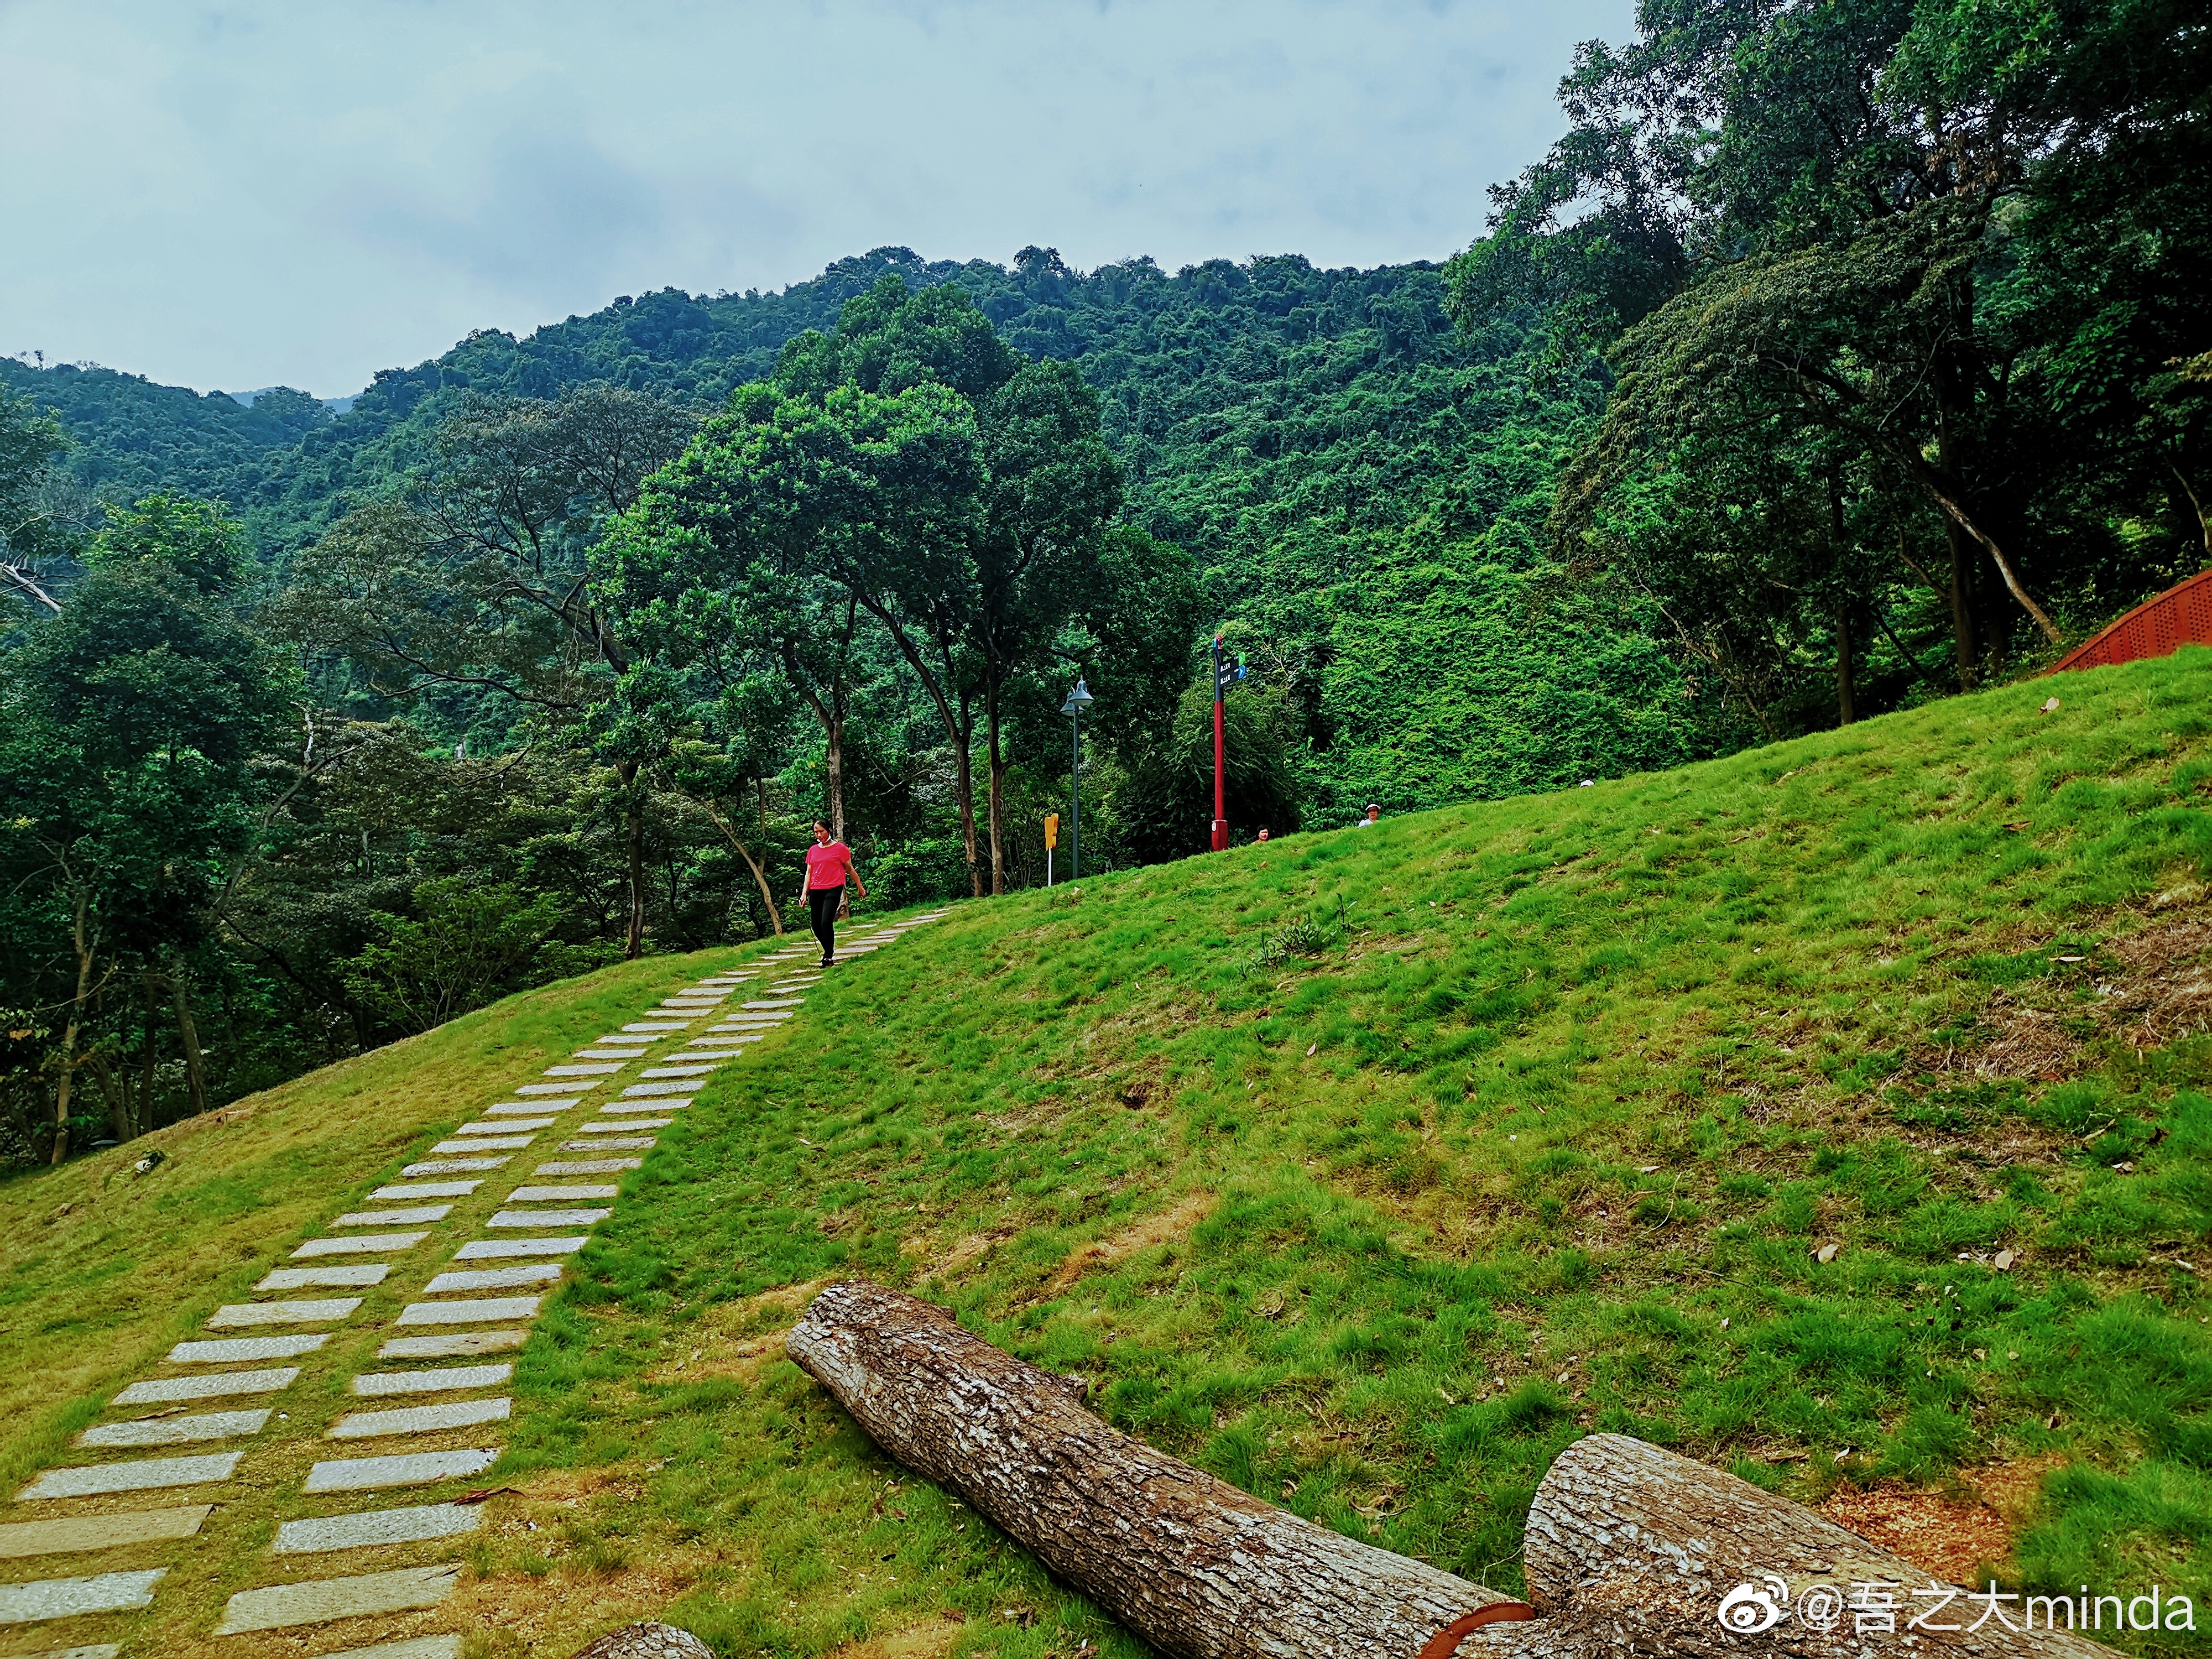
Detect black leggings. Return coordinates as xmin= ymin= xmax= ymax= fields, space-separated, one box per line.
xmin=807 ymin=884 xmax=843 ymax=958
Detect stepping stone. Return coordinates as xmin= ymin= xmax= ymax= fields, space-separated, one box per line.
xmin=457 ymin=1116 xmax=552 ymax=1132
xmin=300 ymin=1451 xmax=497 ymax=1495
xmin=211 ymin=1562 xmax=461 ymax=1632
xmin=683 ymin=1038 xmax=760 ymax=1051
xmin=562 ymin=1138 xmax=654 ymax=1151
xmin=78 ymin=1408 xmax=270 ymax=1448
xmin=593 ymin=1033 xmax=661 ymax=1044
xmin=115 ymin=1368 xmax=298 ymax=1407
xmin=295 ymin=1233 xmax=424 ymax=1258
xmin=168 ymin=1334 xmax=327 ymax=1364
xmin=572 ymin=1051 xmax=646 ymax=1061
xmin=620 ymin=1022 xmax=689 ymax=1032
xmin=742 ymin=999 xmax=802 ymax=1009
xmin=208 ymin=1298 xmax=361 ymax=1328
xmin=576 ymin=1118 xmax=669 ymax=1132
xmin=422 ymin=1264 xmax=562 ymax=1293
xmin=489 ymin=1096 xmax=578 ymax=1111
xmin=352 ymin=1363 xmax=512 ymax=1397
xmin=0 ymin=1505 xmax=208 ymax=1559
xmin=487 ymin=1208 xmax=608 ymax=1227
xmin=395 ymin=1297 xmax=540 ymax=1326
xmin=377 ymin=1331 xmax=525 ymax=1359
xmin=536 ymin=1159 xmax=641 ymax=1175
xmin=327 ymin=1397 xmax=510 ymax=1439
xmin=369 ymin=1181 xmax=479 ymax=1200
xmin=402 ymin=1157 xmax=510 ymax=1176
xmin=515 ymin=1081 xmax=594 ymax=1095
xmin=507 ymin=1185 xmax=615 ymax=1201
xmin=337 ymin=1638 xmax=464 ymax=1659
xmin=602 ymin=1100 xmax=686 ymax=1115
xmin=257 ymin=1264 xmax=388 ymax=1291
xmin=619 ymin=1081 xmax=696 ymax=1097
xmin=0 ymin=1568 xmax=165 ymax=1624
xmin=14 ymin=1644 xmax=121 ymax=1659
xmin=19 ymin=1452 xmax=241 ymax=1501
xmin=640 ymin=1065 xmax=717 ymax=1078
xmin=542 ymin=1063 xmax=620 ymax=1077
xmin=332 ymin=1206 xmax=450 ymax=1227
xmin=453 ymin=1237 xmax=584 ymax=1260
xmin=273 ymin=1502 xmax=479 ymax=1554
xmin=433 ymin=1136 xmax=531 ymax=1154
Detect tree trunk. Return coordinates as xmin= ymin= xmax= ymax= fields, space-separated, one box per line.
xmin=956 ymin=722 xmax=982 ymax=899
xmin=1943 ymin=519 xmax=1978 ymax=691
xmin=786 ymin=1287 xmax=2130 ymax=1659
xmin=984 ymin=681 xmax=1008 ymax=894
xmin=1835 ymin=602 xmax=1855 ymax=726
xmin=50 ymin=890 xmax=93 ymax=1166
xmin=170 ymin=968 xmax=208 ymax=1115
xmin=137 ymin=973 xmax=159 ymax=1138
xmin=700 ymin=802 xmax=784 ymax=936
xmin=826 ymin=713 xmax=846 ymax=844
xmin=84 ymin=1051 xmax=127 ymax=1145
xmin=619 ymin=761 xmax=645 ymax=962
xmin=1504 ymin=1432 xmax=2124 ymax=1659
xmin=786 ymin=1281 xmax=1512 ymax=1658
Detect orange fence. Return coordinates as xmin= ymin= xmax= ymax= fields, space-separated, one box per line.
xmin=2049 ymin=566 xmax=2212 ymax=674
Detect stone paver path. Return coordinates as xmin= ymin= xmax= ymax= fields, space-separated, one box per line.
xmin=3 ymin=910 xmax=948 ymax=1654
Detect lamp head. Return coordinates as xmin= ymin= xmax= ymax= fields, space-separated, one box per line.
xmin=1061 ymin=677 xmax=1094 ymax=716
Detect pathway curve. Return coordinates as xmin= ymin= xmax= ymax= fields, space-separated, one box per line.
xmin=1 ymin=912 xmax=948 ymax=1659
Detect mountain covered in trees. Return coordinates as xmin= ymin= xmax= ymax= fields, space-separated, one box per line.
xmin=3 ymin=0 xmax=2203 ymax=1166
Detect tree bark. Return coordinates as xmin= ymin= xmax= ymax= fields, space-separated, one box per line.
xmin=787 ymin=1281 xmax=1513 ymax=1658
xmin=137 ymin=972 xmax=159 ymax=1139
xmin=1499 ymin=1432 xmax=2124 ymax=1659
xmin=1943 ymin=519 xmax=1978 ymax=691
xmin=618 ymin=760 xmax=645 ymax=961
xmin=984 ymin=685 xmax=1007 ymax=894
xmin=699 ymin=801 xmax=784 ymax=936
xmin=786 ymin=1286 xmax=2132 ymax=1659
xmin=1834 ymin=602 xmax=1855 ymax=726
xmin=170 ymin=968 xmax=208 ymax=1115
xmin=50 ymin=888 xmax=93 ymax=1166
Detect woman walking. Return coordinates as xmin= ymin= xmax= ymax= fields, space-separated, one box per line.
xmin=798 ymin=821 xmax=865 ymax=966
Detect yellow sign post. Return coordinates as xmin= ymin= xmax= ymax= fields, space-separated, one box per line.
xmin=1045 ymin=813 xmax=1060 ymax=884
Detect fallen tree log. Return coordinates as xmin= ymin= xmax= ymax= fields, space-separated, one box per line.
xmin=787 ymin=1279 xmax=1517 ymax=1656
xmin=789 ymin=1282 xmax=2128 ymax=1659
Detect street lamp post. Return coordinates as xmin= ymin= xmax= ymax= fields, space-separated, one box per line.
xmin=1061 ymin=677 xmax=1093 ymax=881
xmin=1209 ymin=634 xmax=1244 ymax=852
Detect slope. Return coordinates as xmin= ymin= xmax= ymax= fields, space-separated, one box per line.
xmin=4 ymin=650 xmax=2208 ymax=1658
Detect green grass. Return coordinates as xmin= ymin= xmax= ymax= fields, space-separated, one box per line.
xmin=8 ymin=649 xmax=2212 ymax=1658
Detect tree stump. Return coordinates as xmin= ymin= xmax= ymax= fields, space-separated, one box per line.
xmin=787 ymin=1279 xmax=1513 ymax=1657
xmin=570 ymin=1621 xmax=714 ymax=1659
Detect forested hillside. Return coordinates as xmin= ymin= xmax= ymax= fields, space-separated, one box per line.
xmin=4 ymin=0 xmax=2203 ymax=1170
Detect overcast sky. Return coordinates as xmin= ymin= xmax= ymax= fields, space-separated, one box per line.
xmin=1 ymin=1 xmax=1632 ymax=398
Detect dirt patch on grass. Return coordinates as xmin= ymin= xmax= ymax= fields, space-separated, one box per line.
xmin=1973 ymin=901 xmax=2212 ymax=1080
xmin=1040 ymin=1190 xmax=1213 ymax=1298
xmin=649 ymin=1279 xmax=829 ymax=1383
xmin=829 ymin=1614 xmax=970 ymax=1657
xmin=1819 ymin=1484 xmax=2015 ymax=1583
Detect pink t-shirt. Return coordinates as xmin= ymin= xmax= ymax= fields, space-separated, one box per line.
xmin=805 ymin=841 xmax=855 ymax=890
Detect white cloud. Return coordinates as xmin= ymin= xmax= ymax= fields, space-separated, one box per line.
xmin=0 ymin=0 xmax=1632 ymax=396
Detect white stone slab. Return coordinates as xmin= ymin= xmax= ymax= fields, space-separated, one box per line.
xmin=453 ymin=1237 xmax=585 ymax=1259
xmin=535 ymin=1159 xmax=641 ymax=1175
xmin=601 ymin=1099 xmax=687 ymax=1114
xmin=712 ymin=1014 xmax=789 ymax=1025
xmin=742 ymin=999 xmax=802 ymax=1009
xmin=208 ymin=1298 xmax=361 ymax=1328
xmin=561 ymin=1139 xmax=654 ymax=1152
xmin=14 ymin=1644 xmax=121 ymax=1659
xmin=620 ymin=1022 xmax=690 ymax=1032
xmin=487 ymin=1100 xmax=577 ymax=1117
xmin=395 ymin=1297 xmax=540 ymax=1326
xmin=541 ymin=1063 xmax=620 ymax=1077
xmin=167 ymin=1334 xmax=327 ymax=1364
xmin=273 ymin=1502 xmax=479 ymax=1554
xmin=401 ymin=1157 xmax=510 ymax=1176
xmin=422 ymin=1264 xmax=562 ymax=1293
xmin=515 ymin=1081 xmax=594 ymax=1095
xmin=577 ymin=1117 xmax=670 ymax=1131
xmin=352 ymin=1363 xmax=512 ymax=1397
xmin=488 ymin=1208 xmax=608 ymax=1227
xmin=640 ymin=1065 xmax=717 ymax=1079
xmin=328 ymin=1397 xmax=510 ymax=1440
xmin=453 ymin=1120 xmax=551 ymax=1139
xmin=571 ymin=1051 xmax=647 ymax=1061
xmin=300 ymin=1451 xmax=497 ymax=1496
xmin=294 ymin=1233 xmax=424 ymax=1258
xmin=0 ymin=1568 xmax=165 ymax=1624
xmin=432 ymin=1137 xmax=532 ymax=1156
xmin=336 ymin=1639 xmax=463 ymax=1659
xmin=377 ymin=1331 xmax=526 ymax=1359
xmin=619 ymin=1081 xmax=696 ymax=1097
xmin=19 ymin=1453 xmax=240 ymax=1501
xmin=595 ymin=1031 xmax=663 ymax=1043
xmin=114 ymin=1368 xmax=297 ymax=1407
xmin=0 ymin=1505 xmax=208 ymax=1559
xmin=685 ymin=1037 xmax=761 ymax=1049
xmin=211 ymin=1562 xmax=460 ymax=1632
xmin=257 ymin=1264 xmax=388 ymax=1291
xmin=368 ymin=1181 xmax=479 ymax=1200
xmin=78 ymin=1408 xmax=269 ymax=1448
xmin=331 ymin=1207 xmax=450 ymax=1227
xmin=507 ymin=1185 xmax=616 ymax=1201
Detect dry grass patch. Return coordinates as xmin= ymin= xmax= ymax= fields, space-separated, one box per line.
xmin=1039 ymin=1190 xmax=1213 ymax=1298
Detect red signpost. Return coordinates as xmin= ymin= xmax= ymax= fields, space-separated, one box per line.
xmin=1210 ymin=635 xmax=1230 ymax=851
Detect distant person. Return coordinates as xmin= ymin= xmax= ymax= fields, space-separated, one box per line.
xmin=1256 ymin=827 xmax=1270 ymax=842
xmin=1357 ymin=802 xmax=1381 ymax=828
xmin=797 ymin=822 xmax=865 ymax=966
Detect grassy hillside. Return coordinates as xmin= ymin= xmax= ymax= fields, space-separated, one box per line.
xmin=6 ymin=649 xmax=2209 ymax=1658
